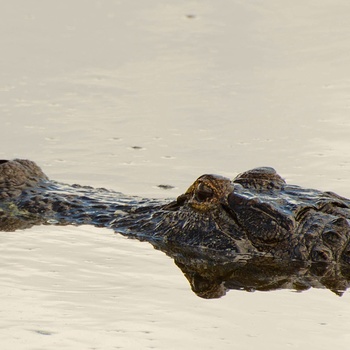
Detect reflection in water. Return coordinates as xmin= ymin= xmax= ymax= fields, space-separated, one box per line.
xmin=2 ymin=211 xmax=350 ymax=299
xmin=148 ymin=241 xmax=350 ymax=299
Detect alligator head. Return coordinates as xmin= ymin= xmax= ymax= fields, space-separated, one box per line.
xmin=135 ymin=173 xmax=260 ymax=254
xmin=132 ymin=167 xmax=350 ymax=265
xmin=145 ymin=168 xmax=291 ymax=256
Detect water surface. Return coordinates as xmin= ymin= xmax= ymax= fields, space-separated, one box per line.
xmin=1 ymin=1 xmax=350 ymax=349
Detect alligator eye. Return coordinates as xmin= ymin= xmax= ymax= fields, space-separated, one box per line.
xmin=195 ymin=183 xmax=214 ymax=202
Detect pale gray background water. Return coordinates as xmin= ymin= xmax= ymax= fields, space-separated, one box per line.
xmin=1 ymin=1 xmax=350 ymax=349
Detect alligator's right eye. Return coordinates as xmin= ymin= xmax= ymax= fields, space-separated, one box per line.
xmin=195 ymin=183 xmax=214 ymax=202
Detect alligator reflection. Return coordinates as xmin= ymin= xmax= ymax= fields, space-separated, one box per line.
xmin=147 ymin=241 xmax=350 ymax=298
xmin=1 ymin=215 xmax=350 ymax=299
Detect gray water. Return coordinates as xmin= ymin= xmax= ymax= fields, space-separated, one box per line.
xmin=1 ymin=1 xmax=350 ymax=349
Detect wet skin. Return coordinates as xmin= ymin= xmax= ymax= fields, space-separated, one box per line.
xmin=2 ymin=159 xmax=350 ymax=298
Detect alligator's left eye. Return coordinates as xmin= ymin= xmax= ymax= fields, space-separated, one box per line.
xmin=195 ymin=183 xmax=214 ymax=202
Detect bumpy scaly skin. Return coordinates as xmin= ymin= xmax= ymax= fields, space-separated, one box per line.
xmin=2 ymin=159 xmax=350 ymax=267
xmin=0 ymin=159 xmax=162 ymax=231
xmin=146 ymin=168 xmax=350 ymax=266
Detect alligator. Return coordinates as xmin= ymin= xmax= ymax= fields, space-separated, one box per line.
xmin=2 ymin=158 xmax=350 ymax=298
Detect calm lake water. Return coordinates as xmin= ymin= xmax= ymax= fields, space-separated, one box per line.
xmin=2 ymin=1 xmax=350 ymax=349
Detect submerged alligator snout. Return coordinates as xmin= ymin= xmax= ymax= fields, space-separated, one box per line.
xmin=2 ymin=159 xmax=350 ymax=297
